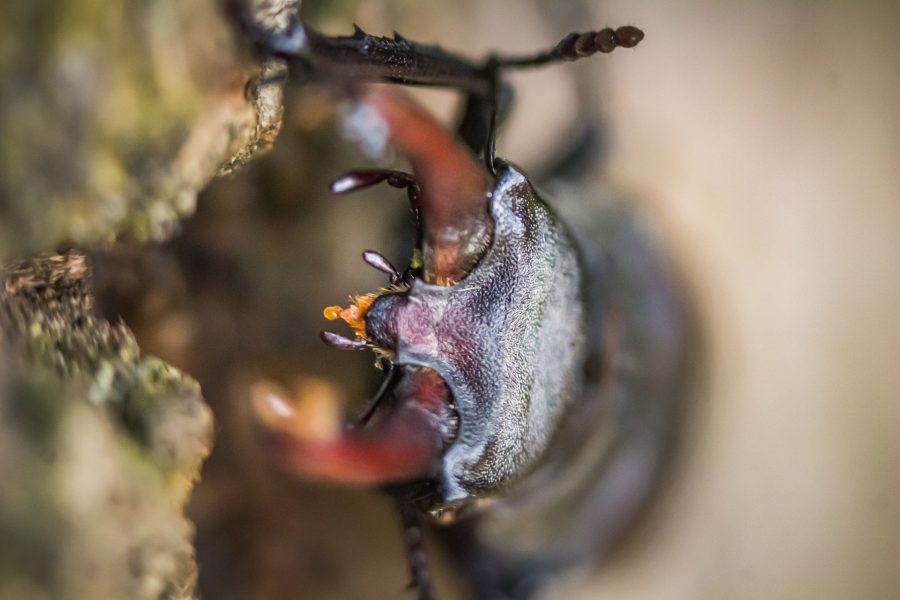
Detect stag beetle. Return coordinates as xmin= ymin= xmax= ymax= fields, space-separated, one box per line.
xmin=232 ymin=5 xmax=684 ymax=599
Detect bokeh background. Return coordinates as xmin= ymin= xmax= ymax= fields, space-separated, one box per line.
xmin=2 ymin=0 xmax=898 ymax=599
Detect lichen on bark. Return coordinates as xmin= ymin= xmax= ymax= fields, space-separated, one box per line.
xmin=0 ymin=251 xmax=212 ymax=599
xmin=0 ymin=0 xmax=300 ymax=596
xmin=0 ymin=0 xmax=293 ymax=260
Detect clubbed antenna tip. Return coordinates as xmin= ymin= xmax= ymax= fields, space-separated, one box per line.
xmin=497 ymin=25 xmax=645 ymax=69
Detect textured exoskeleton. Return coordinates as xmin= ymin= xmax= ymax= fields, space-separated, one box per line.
xmin=234 ymin=8 xmax=682 ymax=599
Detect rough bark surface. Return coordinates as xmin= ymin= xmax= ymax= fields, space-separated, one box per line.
xmin=0 ymin=0 xmax=292 ymax=259
xmin=0 ymin=0 xmax=296 ymax=598
xmin=0 ymin=251 xmax=212 ymax=599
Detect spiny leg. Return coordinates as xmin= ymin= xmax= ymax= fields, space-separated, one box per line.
xmin=227 ymin=1 xmax=643 ymax=169
xmin=228 ymin=3 xmax=643 ymax=92
xmin=226 ymin=0 xmax=488 ymax=94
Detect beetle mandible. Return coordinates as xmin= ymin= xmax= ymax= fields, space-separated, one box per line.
xmin=231 ymin=5 xmax=684 ymax=598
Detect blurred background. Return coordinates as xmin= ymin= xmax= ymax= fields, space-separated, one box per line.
xmin=2 ymin=0 xmax=898 ymax=599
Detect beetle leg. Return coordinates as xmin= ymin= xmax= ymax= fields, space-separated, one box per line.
xmin=396 ymin=499 xmax=434 ymax=600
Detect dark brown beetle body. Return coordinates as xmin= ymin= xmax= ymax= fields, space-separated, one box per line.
xmin=231 ymin=6 xmax=683 ymax=598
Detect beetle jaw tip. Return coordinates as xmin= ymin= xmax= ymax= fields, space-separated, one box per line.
xmin=251 ymin=372 xmax=448 ymax=486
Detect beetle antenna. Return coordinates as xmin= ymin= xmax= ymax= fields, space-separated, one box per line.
xmin=362 ymin=250 xmax=401 ymax=284
xmin=396 ymin=499 xmax=434 ymax=600
xmin=320 ymin=330 xmax=368 ymax=350
xmin=494 ymin=26 xmax=644 ymax=70
xmin=481 ymin=58 xmax=502 ymax=176
xmin=229 ymin=1 xmax=642 ymax=90
xmin=353 ymin=361 xmax=397 ymax=425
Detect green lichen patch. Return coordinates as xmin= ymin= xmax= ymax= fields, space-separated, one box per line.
xmin=0 ymin=251 xmax=212 ymax=599
xmin=0 ymin=0 xmax=291 ymax=261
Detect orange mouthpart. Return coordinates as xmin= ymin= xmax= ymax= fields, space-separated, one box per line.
xmin=323 ymin=292 xmax=378 ymax=338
